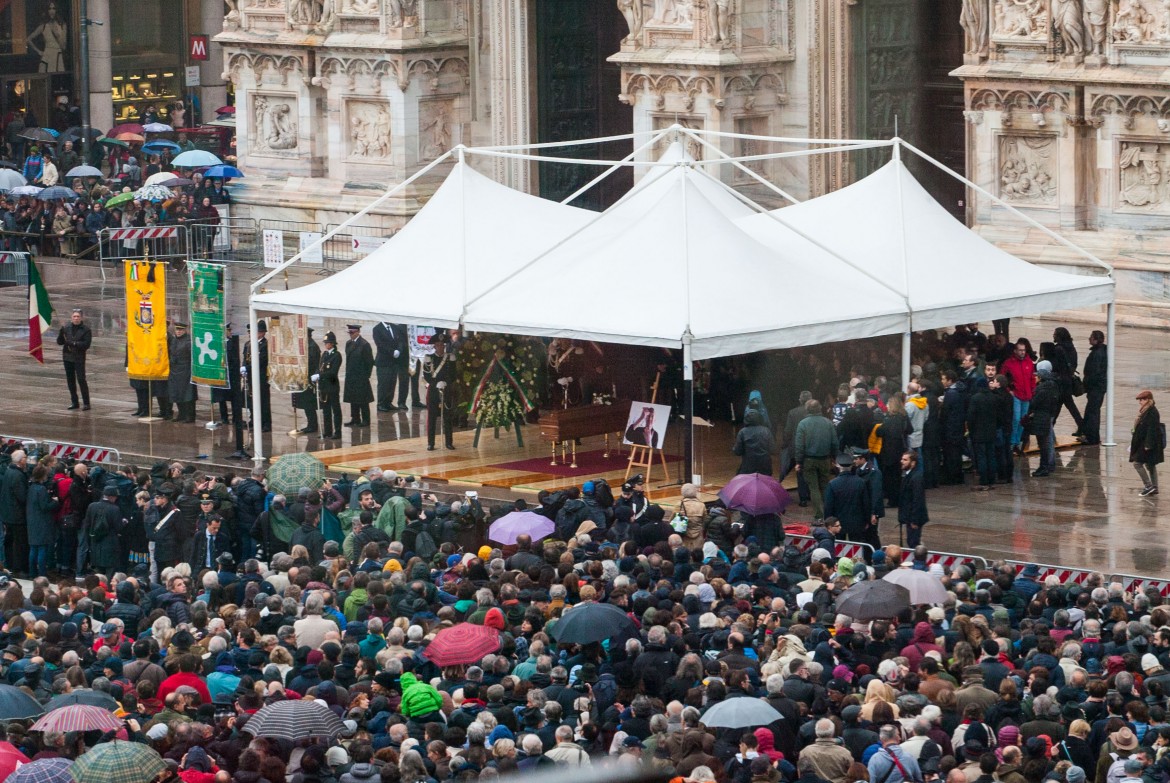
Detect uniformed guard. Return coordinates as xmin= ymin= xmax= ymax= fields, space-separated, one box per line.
xmin=167 ymin=322 xmax=197 ymax=423
xmin=296 ymin=327 xmax=322 ymax=434
xmin=242 ymin=320 xmax=271 ymax=432
xmin=315 ymin=331 xmax=343 ymax=439
xmin=423 ymin=332 xmax=456 ymax=451
xmin=343 ymin=324 xmax=374 ymax=427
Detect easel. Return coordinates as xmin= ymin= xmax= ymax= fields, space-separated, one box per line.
xmin=624 ymin=371 xmax=670 ymax=484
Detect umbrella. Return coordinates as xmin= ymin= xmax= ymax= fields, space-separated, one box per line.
xmin=109 ymin=123 xmax=145 ymax=136
xmin=21 ymin=128 xmax=58 ymax=143
xmin=836 ymin=579 xmax=911 ymax=622
xmin=242 ymin=699 xmax=347 ymax=741
xmin=58 ymin=127 xmax=103 ymax=145
xmin=144 ymin=171 xmax=181 ymax=186
xmin=0 ymin=683 xmax=44 ymax=720
xmin=551 ymin=602 xmax=636 ymax=645
xmin=0 ymin=160 xmax=18 ymax=170
xmin=425 ymin=623 xmax=501 ymax=666
xmin=488 ymin=511 xmax=555 ymax=545
xmin=883 ymin=567 xmax=949 ymax=605
xmin=172 ymin=149 xmax=223 ymax=167
xmin=9 ymin=757 xmax=72 ymax=783
xmin=38 ymin=186 xmax=78 ymax=201
xmin=0 ymin=170 xmax=27 ymax=190
xmin=10 ymin=185 xmax=43 ymax=196
xmin=214 ymin=106 xmax=236 ymax=115
xmin=159 ymin=177 xmax=194 ymax=188
xmin=699 ymin=697 xmax=783 ymax=729
xmin=65 ymin=165 xmax=103 ymax=178
xmin=32 ymin=704 xmax=122 ymax=733
xmin=142 ymin=140 xmax=180 ymax=154
xmin=45 ymin=689 xmax=119 ymax=711
xmin=97 ymin=137 xmax=129 ymax=148
xmin=266 ymin=453 xmax=327 ymax=495
xmin=718 ymin=472 xmax=791 ymax=515
xmin=0 ymin=741 xmax=30 ymax=781
xmin=115 ymin=132 xmax=145 ymax=142
xmin=105 ymin=191 xmax=136 ymax=208
xmin=134 ymin=184 xmax=174 ymax=202
xmin=142 ymin=123 xmax=173 ymax=133
xmin=69 ymin=740 xmax=166 ymax=783
xmin=203 ymin=164 xmax=244 ymax=178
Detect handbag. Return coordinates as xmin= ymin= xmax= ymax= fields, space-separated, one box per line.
xmin=1071 ymin=372 xmax=1085 ymax=397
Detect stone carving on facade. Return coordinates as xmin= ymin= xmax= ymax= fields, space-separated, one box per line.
xmin=252 ymin=95 xmax=299 ymax=152
xmin=1089 ymin=92 xmax=1170 ymax=128
xmin=706 ymin=0 xmax=732 ymax=46
xmin=998 ymin=135 xmax=1056 ymax=203
xmin=618 ymin=0 xmax=644 ymax=46
xmin=734 ymin=116 xmax=769 ymax=178
xmin=1053 ymin=0 xmax=1086 ymax=54
xmin=345 ymin=0 xmax=377 ymax=14
xmin=1084 ymin=0 xmax=1109 ymax=52
xmin=224 ymin=0 xmax=240 ymax=29
xmin=348 ymin=102 xmax=391 ymax=158
xmin=388 ymin=0 xmax=418 ymax=27
xmin=652 ymin=116 xmax=704 ymax=159
xmin=1113 ymin=0 xmax=1168 ymax=43
xmin=961 ymin=0 xmax=989 ymax=55
xmin=650 ymin=0 xmax=692 ymax=25
xmin=288 ymin=0 xmax=336 ymax=32
xmin=419 ymin=99 xmax=456 ymax=160
xmin=991 ymin=0 xmax=1047 ymax=40
xmin=1118 ymin=142 xmax=1168 ymax=208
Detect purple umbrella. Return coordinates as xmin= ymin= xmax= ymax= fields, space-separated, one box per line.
xmin=718 ymin=473 xmax=791 ymax=515
xmin=488 ymin=511 xmax=555 ymax=545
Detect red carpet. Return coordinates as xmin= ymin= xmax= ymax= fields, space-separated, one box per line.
xmin=493 ymin=448 xmax=680 ymax=478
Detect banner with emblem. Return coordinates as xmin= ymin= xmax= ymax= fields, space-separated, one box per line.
xmin=125 ymin=260 xmax=170 ymax=381
xmin=268 ymin=314 xmax=308 ymax=393
xmin=188 ymin=261 xmax=227 ymax=388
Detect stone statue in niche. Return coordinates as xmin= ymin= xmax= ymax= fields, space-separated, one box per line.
xmin=349 ymin=103 xmax=391 ymax=158
xmin=617 ymin=0 xmax=644 ymax=44
xmin=420 ymin=102 xmax=454 ymax=160
xmin=1119 ymin=143 xmax=1167 ymax=207
xmin=388 ymin=0 xmax=418 ymax=27
xmin=961 ymin=0 xmax=988 ymax=55
xmin=992 ymin=0 xmax=1046 ymax=39
xmin=224 ymin=0 xmax=239 ymax=24
xmin=707 ymin=0 xmax=731 ymax=45
xmin=998 ymin=136 xmax=1056 ymax=203
xmin=1084 ymin=0 xmax=1108 ymax=52
xmin=348 ymin=0 xmax=377 ymax=13
xmin=253 ymin=97 xmax=298 ymax=152
xmin=1052 ymin=0 xmax=1085 ymax=54
xmin=287 ymin=0 xmax=334 ymax=30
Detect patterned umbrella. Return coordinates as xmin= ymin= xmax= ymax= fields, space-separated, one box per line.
xmin=242 ymin=699 xmax=346 ymax=741
xmin=69 ymin=740 xmax=166 ymax=783
xmin=425 ymin=623 xmax=501 ymax=667
xmin=266 ymin=453 xmax=327 ymax=495
xmin=133 ymin=184 xmax=173 ymax=202
xmin=45 ymin=690 xmax=119 ymax=711
xmin=171 ymin=150 xmax=223 ymax=167
xmin=32 ymin=704 xmax=122 ymax=733
xmin=8 ymin=757 xmax=72 ymax=783
xmin=718 ymin=472 xmax=791 ymax=515
xmin=488 ymin=511 xmax=554 ymax=545
xmin=0 ymin=683 xmax=43 ymax=720
xmin=0 ymin=741 xmax=30 ymax=781
xmin=105 ymin=191 xmax=136 ymax=208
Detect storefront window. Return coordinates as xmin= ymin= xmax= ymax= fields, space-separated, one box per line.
xmin=110 ymin=0 xmax=182 ymax=122
xmin=0 ymin=0 xmax=75 ymax=130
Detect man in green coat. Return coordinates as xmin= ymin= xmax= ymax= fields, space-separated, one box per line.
xmin=400 ymin=671 xmax=443 ymax=720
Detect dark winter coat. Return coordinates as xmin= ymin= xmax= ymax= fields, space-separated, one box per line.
xmin=85 ymin=498 xmax=124 ymax=572
xmin=157 ymin=591 xmax=192 ymax=626
xmin=1030 ymin=378 xmax=1061 ymax=425
xmin=1084 ymin=343 xmax=1107 ymax=393
xmin=234 ymin=478 xmax=266 ymax=537
xmin=941 ymin=381 xmax=968 ymax=443
xmin=1131 ymin=404 xmax=1164 ymax=466
xmin=167 ymin=332 xmax=195 ymax=402
xmin=289 ymin=523 xmax=325 ymax=563
xmin=733 ymin=410 xmax=775 ymax=475
xmin=0 ymin=463 xmax=28 ymax=527
xmin=343 ymin=335 xmax=374 ymax=404
xmin=838 ymin=406 xmax=875 ymax=451
xmin=966 ymin=388 xmax=999 ymax=444
xmin=26 ymin=481 xmax=59 ymax=547
xmin=823 ymin=470 xmax=872 ymax=538
xmin=897 ymin=469 xmax=928 ymax=526
xmin=875 ymin=413 xmax=910 ymax=466
xmin=145 ymin=502 xmax=182 ymax=564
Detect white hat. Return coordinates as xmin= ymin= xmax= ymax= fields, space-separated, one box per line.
xmin=810 ymin=548 xmax=832 ymax=563
xmin=326 ymin=747 xmax=350 ymax=767
xmin=146 ymin=723 xmax=170 ymax=741
xmin=1142 ymin=653 xmax=1161 ymax=672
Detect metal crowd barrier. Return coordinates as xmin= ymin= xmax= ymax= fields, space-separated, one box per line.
xmin=904 ymin=548 xmax=989 ymax=573
xmin=323 ymin=222 xmax=397 ymax=271
xmin=98 ymin=225 xmax=188 ymax=281
xmin=40 ymin=439 xmax=121 ymax=465
xmin=1006 ymin=559 xmax=1102 ymax=585
xmin=787 ymin=532 xmax=874 ymax=563
xmin=190 ymin=216 xmax=261 ymax=269
xmin=0 ymin=251 xmax=29 ymax=286
xmin=1110 ymin=572 xmax=1170 ymax=597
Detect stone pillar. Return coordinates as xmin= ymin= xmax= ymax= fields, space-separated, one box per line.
xmin=86 ymin=0 xmax=114 ymax=133
xmin=198 ymin=0 xmax=228 ymax=123
xmin=487 ymin=0 xmax=532 ymax=192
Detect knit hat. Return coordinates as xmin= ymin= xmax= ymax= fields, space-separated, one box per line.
xmin=998 ymin=725 xmax=1020 ymax=747
xmin=1067 ymin=768 xmax=1086 ymax=783
xmin=1142 ymin=653 xmax=1161 ymax=671
xmin=698 ymin=583 xmax=716 ymax=604
xmin=836 ymin=557 xmax=854 ymax=577
xmin=477 ymin=546 xmax=492 ymax=560
xmin=582 ymin=481 xmax=595 ymax=493
xmin=1035 ymin=361 xmax=1053 ymax=378
xmin=384 ymin=559 xmax=402 ymax=573
xmin=810 ymin=548 xmax=831 ymax=564
xmin=326 ymin=747 xmax=350 ymax=767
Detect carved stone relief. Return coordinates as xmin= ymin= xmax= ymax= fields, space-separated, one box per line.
xmin=347 ymin=101 xmax=391 ymax=158
xmin=998 ymin=135 xmax=1057 ymax=204
xmin=388 ymin=0 xmax=418 ymax=27
xmin=991 ymin=0 xmax=1048 ymax=41
xmin=288 ymin=0 xmax=336 ymax=32
xmin=734 ymin=115 xmax=769 ymax=181
xmin=344 ymin=0 xmax=377 ymax=14
xmin=251 ymin=94 xmax=299 ymax=153
xmin=618 ymin=0 xmax=645 ymax=46
xmin=649 ymin=0 xmax=693 ymax=26
xmin=419 ymin=98 xmax=457 ymax=161
xmin=1112 ymin=0 xmax=1170 ymax=44
xmin=652 ymin=115 xmax=704 ymax=160
xmin=1118 ymin=141 xmax=1170 ymax=209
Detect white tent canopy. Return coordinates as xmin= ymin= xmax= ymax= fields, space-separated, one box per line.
xmin=736 ymin=159 xmax=1115 ymax=331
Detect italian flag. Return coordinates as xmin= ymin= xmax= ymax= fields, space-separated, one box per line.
xmin=27 ymin=258 xmax=53 ymax=363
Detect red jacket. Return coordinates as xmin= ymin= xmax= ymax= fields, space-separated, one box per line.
xmin=157 ymin=671 xmax=211 ymax=705
xmin=1001 ymin=354 xmax=1036 ymax=402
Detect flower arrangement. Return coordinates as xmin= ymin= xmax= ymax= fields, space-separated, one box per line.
xmin=592 ymin=393 xmax=615 ymax=406
xmin=475 ymin=380 xmax=527 ymax=428
xmin=458 ymin=333 xmax=544 ymax=410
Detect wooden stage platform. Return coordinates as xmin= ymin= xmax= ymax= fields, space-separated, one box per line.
xmin=310 ymin=419 xmax=743 ymax=504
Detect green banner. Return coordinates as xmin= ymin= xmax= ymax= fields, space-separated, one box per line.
xmin=188 ymin=261 xmax=227 ymax=388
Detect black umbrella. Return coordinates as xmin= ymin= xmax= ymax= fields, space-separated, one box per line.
xmin=19 ymin=128 xmax=57 ymax=143
xmin=44 ymin=690 xmax=119 ymax=711
xmin=59 ymin=126 xmax=103 ymax=145
xmin=835 ymin=580 xmax=911 ymax=622
xmin=0 ymin=161 xmax=18 ymax=171
xmin=551 ymin=602 xmax=637 ymax=645
xmin=0 ymin=684 xmax=44 ymax=720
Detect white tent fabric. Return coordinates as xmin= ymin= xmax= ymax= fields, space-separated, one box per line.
xmin=625 ymin=142 xmax=757 ymax=221
xmin=251 ymin=161 xmax=595 ymax=327
xmin=737 ymin=160 xmax=1114 ymax=330
xmin=461 ymin=164 xmax=910 ymax=360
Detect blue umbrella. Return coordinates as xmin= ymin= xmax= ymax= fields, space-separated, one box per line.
xmin=171 ymin=150 xmax=222 ymax=167
xmin=37 ymin=186 xmax=78 ymax=200
xmin=143 ymin=140 xmax=180 ymax=153
xmin=203 ymin=164 xmax=244 ymax=179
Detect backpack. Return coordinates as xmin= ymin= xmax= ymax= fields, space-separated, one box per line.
xmin=414 ymin=529 xmax=438 ymax=562
xmin=1106 ymin=753 xmax=1128 ymax=783
xmin=592 ymin=478 xmax=614 ymax=509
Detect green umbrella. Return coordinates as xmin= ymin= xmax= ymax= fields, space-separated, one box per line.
xmin=70 ymin=740 xmax=166 ymax=783
xmin=97 ymin=137 xmax=129 ymax=148
xmin=105 ymin=191 xmax=135 ymax=208
xmin=266 ymin=453 xmax=327 ymax=495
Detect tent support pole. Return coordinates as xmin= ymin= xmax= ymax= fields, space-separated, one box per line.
xmin=249 ymin=305 xmax=264 ymax=469
xmin=683 ymin=335 xmax=694 ymax=485
xmin=1105 ymin=302 xmax=1116 ymax=448
xmin=901 ymin=331 xmax=912 ymax=390
xmin=559 ymin=127 xmax=675 ymax=206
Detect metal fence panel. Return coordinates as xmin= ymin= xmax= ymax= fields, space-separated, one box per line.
xmin=323 ymin=223 xmax=397 ymax=271
xmin=0 ymin=252 xmax=29 ymax=286
xmin=189 ymin=217 xmax=260 ymax=268
xmin=98 ymin=225 xmax=189 ymax=280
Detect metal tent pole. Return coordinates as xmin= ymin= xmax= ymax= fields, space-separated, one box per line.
xmin=1105 ymin=302 xmax=1116 ymax=447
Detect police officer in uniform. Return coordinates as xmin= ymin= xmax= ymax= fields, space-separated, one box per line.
xmin=423 ymin=333 xmax=456 ymax=450
xmin=296 ymin=327 xmax=321 ymax=434
xmin=167 ymin=322 xmax=197 ymax=423
xmin=315 ymin=331 xmax=343 ymax=439
xmin=242 ymin=320 xmax=271 ymax=432
xmin=213 ymin=322 xmax=241 ymax=425
xmin=343 ymin=324 xmax=374 ymax=427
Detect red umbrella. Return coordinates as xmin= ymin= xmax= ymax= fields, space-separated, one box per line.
xmin=108 ymin=123 xmax=145 ymax=136
xmin=718 ymin=472 xmax=791 ymax=515
xmin=0 ymin=740 xmax=30 ymax=779
xmin=31 ymin=704 xmax=122 ymax=733
xmin=424 ymin=623 xmax=500 ymax=667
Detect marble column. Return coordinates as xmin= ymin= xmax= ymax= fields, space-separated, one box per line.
xmin=198 ymin=0 xmax=228 ymax=123
xmin=487 ymin=0 xmax=532 ymax=192
xmin=86 ymin=0 xmax=113 ymax=133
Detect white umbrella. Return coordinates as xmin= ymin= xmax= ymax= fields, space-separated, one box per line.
xmin=142 ymin=123 xmax=173 ymax=133
xmin=883 ymin=567 xmax=949 ymax=605
xmin=65 ymin=165 xmax=103 ymax=178
xmin=143 ymin=171 xmax=180 ymax=187
xmin=699 ymin=697 xmax=783 ymax=729
xmin=0 ymin=170 xmax=27 ymax=190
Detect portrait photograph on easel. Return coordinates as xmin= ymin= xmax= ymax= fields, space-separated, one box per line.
xmin=622 ymin=401 xmax=670 ymax=448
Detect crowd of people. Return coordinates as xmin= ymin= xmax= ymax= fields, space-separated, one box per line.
xmin=0 ymin=435 xmax=1163 ymax=783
